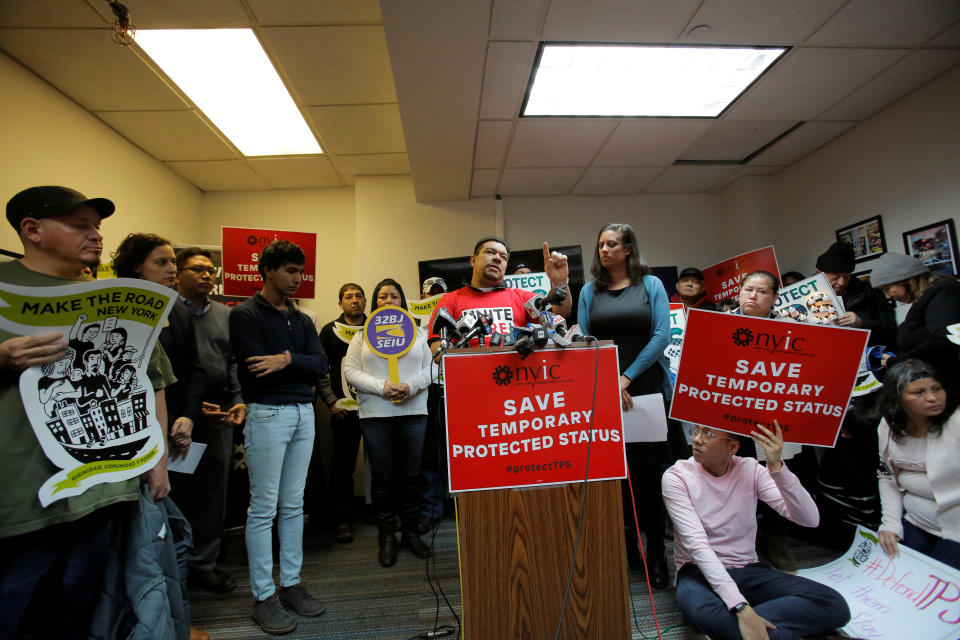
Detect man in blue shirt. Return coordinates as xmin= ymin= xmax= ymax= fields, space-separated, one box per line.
xmin=229 ymin=240 xmax=328 ymax=635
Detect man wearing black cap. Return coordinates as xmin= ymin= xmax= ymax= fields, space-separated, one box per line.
xmin=815 ymin=241 xmax=896 ymax=347
xmin=0 ymin=186 xmax=175 ymax=638
xmin=670 ymin=267 xmax=718 ymax=311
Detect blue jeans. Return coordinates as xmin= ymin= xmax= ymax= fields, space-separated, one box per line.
xmin=902 ymin=519 xmax=960 ymax=570
xmin=360 ymin=415 xmax=427 ymax=483
xmin=676 ymin=562 xmax=850 ymax=640
xmin=244 ymin=402 xmax=315 ymax=601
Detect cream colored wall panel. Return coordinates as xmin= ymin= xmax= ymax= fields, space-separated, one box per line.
xmin=572 ymin=168 xmax=661 ymax=195
xmin=498 ymin=168 xmax=582 ymax=195
xmin=247 ymin=157 xmax=343 ymax=189
xmin=724 ymin=48 xmax=908 ymax=121
xmin=95 ymin=110 xmax=238 ymax=161
xmin=506 ymin=119 xmax=617 ymax=168
xmin=479 ymin=41 xmax=537 ymax=120
xmin=165 ymin=160 xmax=268 ymax=191
xmin=0 ymin=29 xmax=189 ymax=111
xmin=334 ymin=154 xmax=410 ymax=185
xmin=307 ymin=104 xmax=405 ymax=155
xmin=593 ymin=120 xmax=713 ymax=167
xmin=246 ymin=0 xmax=381 ymax=26
xmin=260 ymin=26 xmax=397 ymax=105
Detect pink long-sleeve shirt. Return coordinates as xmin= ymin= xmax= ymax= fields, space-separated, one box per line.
xmin=662 ymin=456 xmax=820 ymax=609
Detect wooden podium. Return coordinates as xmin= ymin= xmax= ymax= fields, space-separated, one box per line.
xmin=446 ymin=343 xmax=631 ymax=639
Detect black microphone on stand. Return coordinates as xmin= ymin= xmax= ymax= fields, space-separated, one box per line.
xmin=430 ymin=307 xmax=458 ymax=353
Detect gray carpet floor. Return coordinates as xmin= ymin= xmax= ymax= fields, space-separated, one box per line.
xmin=190 ymin=518 xmax=843 ymax=639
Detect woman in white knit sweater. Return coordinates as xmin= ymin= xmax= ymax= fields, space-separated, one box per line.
xmin=343 ymin=278 xmax=435 ymax=567
xmin=877 ymin=359 xmax=960 ymax=569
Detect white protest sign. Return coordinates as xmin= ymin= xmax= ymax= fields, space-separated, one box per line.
xmin=502 ymin=271 xmax=549 ymax=295
xmin=773 ymin=273 xmax=845 ymax=325
xmin=799 ymin=526 xmax=960 ymax=640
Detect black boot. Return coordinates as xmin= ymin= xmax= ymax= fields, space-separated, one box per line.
xmin=400 ymin=477 xmax=431 ymax=559
xmin=372 ymin=484 xmax=398 ymax=567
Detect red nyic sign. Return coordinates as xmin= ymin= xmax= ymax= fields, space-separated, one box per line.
xmin=669 ymin=309 xmax=869 ymax=447
xmin=221 ymin=227 xmax=317 ymax=298
xmin=443 ymin=345 xmax=626 ymax=492
xmin=702 ymin=246 xmax=780 ymax=304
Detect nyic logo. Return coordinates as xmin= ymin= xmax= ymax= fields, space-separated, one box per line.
xmin=731 ymin=326 xmax=806 ymax=354
xmin=731 ymin=327 xmax=754 ymax=347
xmin=490 ymin=360 xmax=563 ymax=387
xmin=492 ymin=365 xmax=513 ymax=386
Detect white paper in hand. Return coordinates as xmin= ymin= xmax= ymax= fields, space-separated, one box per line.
xmin=622 ymin=394 xmax=668 ymax=443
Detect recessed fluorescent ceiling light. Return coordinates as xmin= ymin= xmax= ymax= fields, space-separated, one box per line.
xmin=136 ymin=29 xmax=322 ymax=156
xmin=523 ymin=45 xmax=786 ymax=117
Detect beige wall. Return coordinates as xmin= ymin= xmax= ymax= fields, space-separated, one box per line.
xmin=0 ymin=52 xmax=200 ymax=257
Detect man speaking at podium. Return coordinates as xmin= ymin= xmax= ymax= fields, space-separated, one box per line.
xmin=427 ymin=235 xmax=572 ymax=349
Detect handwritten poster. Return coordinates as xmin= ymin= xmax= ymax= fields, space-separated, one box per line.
xmin=799 ymin=527 xmax=960 ymax=640
xmin=0 ymin=278 xmax=176 ymax=506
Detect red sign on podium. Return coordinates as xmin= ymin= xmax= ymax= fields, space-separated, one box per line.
xmin=443 ymin=345 xmax=627 ymax=492
xmin=669 ymin=309 xmax=869 ymax=446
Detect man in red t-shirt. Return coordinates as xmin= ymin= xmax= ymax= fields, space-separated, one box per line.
xmin=427 ymin=236 xmax=571 ymax=350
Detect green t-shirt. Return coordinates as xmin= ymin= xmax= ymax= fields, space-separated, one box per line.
xmin=0 ymin=260 xmax=176 ymax=538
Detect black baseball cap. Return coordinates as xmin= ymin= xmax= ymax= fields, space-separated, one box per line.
xmin=6 ymin=186 xmax=115 ymax=231
xmin=678 ymin=267 xmax=705 ymax=281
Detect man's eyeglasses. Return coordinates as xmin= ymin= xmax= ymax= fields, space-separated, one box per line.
xmin=181 ymin=265 xmax=217 ymax=276
xmin=691 ymin=426 xmax=732 ymax=442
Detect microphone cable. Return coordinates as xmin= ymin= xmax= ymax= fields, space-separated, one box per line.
xmin=552 ymin=336 xmax=599 ymax=640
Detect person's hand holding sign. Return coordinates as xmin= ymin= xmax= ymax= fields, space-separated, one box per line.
xmin=750 ymin=420 xmax=784 ymax=472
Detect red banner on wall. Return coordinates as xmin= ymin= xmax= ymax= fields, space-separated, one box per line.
xmin=443 ymin=345 xmax=627 ymax=492
xmin=702 ymin=246 xmax=780 ymax=304
xmin=669 ymin=309 xmax=869 ymax=447
xmin=220 ymin=227 xmax=317 ymax=298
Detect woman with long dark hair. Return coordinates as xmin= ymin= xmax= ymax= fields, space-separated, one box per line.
xmin=576 ymin=223 xmax=672 ymax=587
xmin=877 ymin=359 xmax=960 ymax=569
xmin=343 ymin=278 xmax=434 ymax=567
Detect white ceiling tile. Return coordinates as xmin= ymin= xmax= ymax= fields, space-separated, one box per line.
xmin=260 ymin=26 xmax=397 ymax=105
xmin=572 ymin=168 xmax=662 ymax=195
xmin=480 ymin=41 xmax=537 ymax=120
xmin=95 ymin=110 xmax=238 ymax=161
xmin=165 ymin=160 xmax=269 ymax=191
xmin=819 ymin=49 xmax=960 ymax=120
xmin=334 ymin=153 xmax=410 ymax=185
xmin=593 ymin=119 xmax=714 ymax=166
xmin=712 ymin=165 xmax=783 ymax=192
xmin=471 ymin=169 xmax=500 ymax=197
xmin=506 ymin=119 xmax=618 ymax=167
xmin=498 ymin=168 xmax=583 ymax=195
xmin=926 ymin=20 xmax=960 ymax=46
xmin=724 ymin=48 xmax=908 ymax=121
xmin=490 ymin=0 xmax=548 ymax=41
xmin=643 ymin=165 xmax=740 ymax=193
xmin=0 ymin=28 xmax=189 ymax=111
xmin=748 ymin=121 xmax=856 ymax=166
xmin=89 ymin=0 xmax=252 ymax=28
xmin=679 ymin=120 xmax=799 ymax=161
xmin=246 ymin=0 xmax=382 ymax=26
xmin=247 ymin=157 xmax=344 ymax=189
xmin=807 ymin=0 xmax=960 ymax=47
xmin=475 ymin=121 xmax=513 ymax=168
xmin=542 ymin=0 xmax=701 ymax=41
xmin=0 ymin=1 xmax=106 ymax=27
xmin=306 ymin=104 xmax=405 ymax=155
xmin=683 ymin=0 xmax=846 ymax=45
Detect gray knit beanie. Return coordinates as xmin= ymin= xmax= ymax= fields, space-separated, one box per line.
xmin=869 ymin=252 xmax=929 ymax=287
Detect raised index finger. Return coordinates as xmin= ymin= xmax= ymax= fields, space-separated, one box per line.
xmin=542 ymin=242 xmax=551 ymax=262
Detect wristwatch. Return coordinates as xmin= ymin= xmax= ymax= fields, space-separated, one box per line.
xmin=730 ymin=602 xmax=749 ymax=615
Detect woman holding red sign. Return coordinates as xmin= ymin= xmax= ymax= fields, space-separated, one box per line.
xmin=877 ymin=359 xmax=960 ymax=569
xmin=343 ymin=278 xmax=435 ymax=568
xmin=577 ymin=223 xmax=672 ymax=588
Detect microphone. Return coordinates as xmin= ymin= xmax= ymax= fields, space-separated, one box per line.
xmin=514 ymin=324 xmax=548 ymax=359
xmin=430 ymin=307 xmax=458 ymax=352
xmin=476 ymin=313 xmax=494 ymax=347
xmin=454 ymin=314 xmax=491 ymax=348
xmin=536 ymin=286 xmax=568 ymax=311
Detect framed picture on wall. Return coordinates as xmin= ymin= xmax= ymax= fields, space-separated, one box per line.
xmin=835 ymin=215 xmax=887 ymax=263
xmin=902 ymin=219 xmax=958 ymax=276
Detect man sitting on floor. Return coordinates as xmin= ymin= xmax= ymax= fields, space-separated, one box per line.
xmin=662 ymin=421 xmax=850 ymax=640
